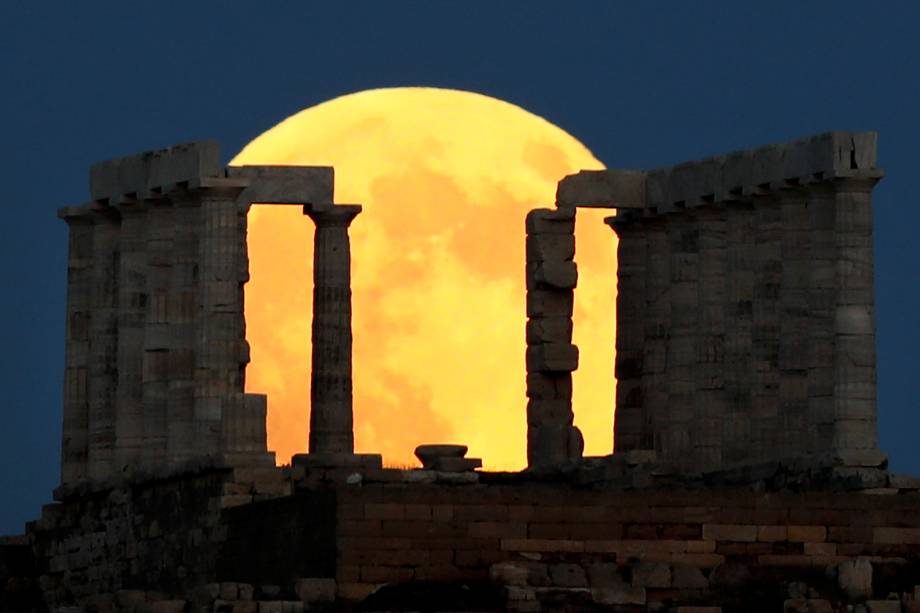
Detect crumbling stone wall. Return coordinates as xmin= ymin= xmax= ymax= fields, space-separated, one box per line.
xmin=553 ymin=132 xmax=883 ymax=474
xmin=24 ymin=469 xmax=920 ymax=611
xmin=57 ymin=143 xmax=334 ymax=484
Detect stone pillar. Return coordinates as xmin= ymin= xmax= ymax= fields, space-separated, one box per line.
xmin=607 ymin=212 xmax=646 ymax=452
xmin=87 ymin=209 xmax=120 ymax=481
xmin=167 ymin=191 xmax=200 ymax=466
xmin=665 ymin=210 xmax=697 ymax=467
xmin=59 ymin=211 xmax=94 ymax=484
xmin=778 ymin=188 xmax=811 ymax=457
xmin=722 ymin=201 xmax=755 ymax=465
xmin=694 ymin=205 xmax=727 ymax=470
xmin=143 ymin=200 xmax=174 ymax=469
xmin=195 ymin=187 xmax=246 ymax=459
xmin=828 ymin=178 xmax=879 ymax=452
xmin=750 ymin=195 xmax=782 ymax=462
xmin=642 ymin=217 xmax=671 ymax=456
xmin=305 ymin=205 xmax=362 ymax=457
xmin=524 ymin=207 xmax=583 ymax=468
xmin=113 ymin=202 xmax=147 ymax=473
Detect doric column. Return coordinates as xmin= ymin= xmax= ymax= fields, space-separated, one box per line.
xmin=806 ymin=178 xmax=880 ymax=453
xmin=607 ymin=212 xmax=646 ymax=453
xmin=305 ymin=205 xmax=361 ymax=456
xmin=722 ymin=200 xmax=755 ymax=465
xmin=142 ymin=199 xmax=174 ymax=469
xmin=750 ymin=195 xmax=782 ymax=462
xmin=694 ymin=204 xmax=727 ymax=471
xmin=777 ymin=187 xmax=811 ymax=457
xmin=195 ymin=187 xmax=247 ymax=458
xmin=58 ymin=209 xmax=94 ymax=484
xmin=665 ymin=209 xmax=697 ymax=467
xmin=87 ymin=208 xmax=120 ymax=481
xmin=114 ymin=202 xmax=147 ymax=473
xmin=642 ymin=217 xmax=671 ymax=456
xmin=166 ymin=191 xmax=200 ymax=466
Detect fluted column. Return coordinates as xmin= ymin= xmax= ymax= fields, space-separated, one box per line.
xmin=305 ymin=205 xmax=361 ymax=456
xmin=59 ymin=210 xmax=94 ymax=484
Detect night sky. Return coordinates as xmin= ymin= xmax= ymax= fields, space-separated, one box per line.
xmin=2 ymin=2 xmax=918 ymax=535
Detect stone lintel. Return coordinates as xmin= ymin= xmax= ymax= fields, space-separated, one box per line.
xmin=555 ymin=169 xmax=647 ymax=209
xmin=573 ymin=131 xmax=883 ymax=221
xmin=227 ymin=165 xmax=334 ymax=208
xmin=90 ymin=141 xmax=222 ymax=204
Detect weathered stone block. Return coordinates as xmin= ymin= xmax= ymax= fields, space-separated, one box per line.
xmin=556 ymin=169 xmax=646 ymax=209
xmin=631 ymin=562 xmax=671 ymax=588
xmin=549 ymin=563 xmax=587 ymax=587
xmin=837 ymin=558 xmax=873 ymax=600
xmin=526 ymin=344 xmax=579 ymax=372
xmin=527 ymin=260 xmax=578 ymax=290
xmin=294 ymin=578 xmax=335 ymax=603
xmin=525 ymin=207 xmax=575 ymax=234
xmin=526 ymin=233 xmax=575 ymax=262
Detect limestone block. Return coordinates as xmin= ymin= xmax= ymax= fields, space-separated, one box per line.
xmin=490 ymin=562 xmax=530 ymax=586
xmin=526 ymin=233 xmax=575 ymax=262
xmin=527 ymin=423 xmax=582 ymax=465
xmin=671 ymin=564 xmax=709 ymax=588
xmin=549 ymin=563 xmax=587 ymax=587
xmin=229 ymin=165 xmax=334 ymax=207
xmin=592 ymin=585 xmax=646 ymax=606
xmin=722 ymin=149 xmax=753 ymax=196
xmin=751 ymin=144 xmax=784 ymax=187
xmin=556 ymin=169 xmax=646 ymax=209
xmin=526 ymin=398 xmax=572 ymax=426
xmin=91 ymin=141 xmax=221 ymax=202
xmin=837 ymin=558 xmax=872 ymax=600
xmin=865 ymin=602 xmax=901 ymax=613
xmin=294 ymin=578 xmax=335 ymax=603
xmin=527 ymin=260 xmax=578 ymax=290
xmin=526 ymin=207 xmax=575 ymax=234
xmin=631 ymin=562 xmax=671 ymax=588
xmin=526 ymin=290 xmax=574 ymax=318
xmin=527 ymin=344 xmax=579 ymax=372
xmin=835 ymin=305 xmax=874 ymax=336
xmin=526 ymin=372 xmax=572 ymax=400
xmin=526 ymin=317 xmax=573 ymax=344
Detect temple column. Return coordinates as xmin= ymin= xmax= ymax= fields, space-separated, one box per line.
xmin=195 ymin=187 xmax=246 ymax=459
xmin=114 ymin=202 xmax=147 ymax=472
xmin=297 ymin=204 xmax=379 ymax=466
xmin=87 ymin=209 xmax=120 ymax=481
xmin=694 ymin=205 xmax=727 ymax=470
xmin=607 ymin=212 xmax=646 ymax=453
xmin=58 ymin=210 xmax=94 ymax=484
xmin=524 ymin=207 xmax=582 ymax=468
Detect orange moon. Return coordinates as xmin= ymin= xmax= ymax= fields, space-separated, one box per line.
xmin=231 ymin=87 xmax=616 ymax=470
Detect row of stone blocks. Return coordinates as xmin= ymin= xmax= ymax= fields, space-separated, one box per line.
xmin=524 ymin=207 xmax=583 ymax=467
xmin=556 ymin=131 xmax=881 ymax=212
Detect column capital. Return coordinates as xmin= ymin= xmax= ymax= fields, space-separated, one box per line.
xmin=304 ymin=204 xmax=362 ymax=227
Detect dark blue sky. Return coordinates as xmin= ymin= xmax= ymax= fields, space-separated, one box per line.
xmin=2 ymin=2 xmax=918 ymax=534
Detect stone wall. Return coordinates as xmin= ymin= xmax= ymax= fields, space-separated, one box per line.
xmin=555 ymin=132 xmax=883 ymax=474
xmin=57 ymin=143 xmax=334 ymax=485
xmin=20 ymin=468 xmax=920 ymax=612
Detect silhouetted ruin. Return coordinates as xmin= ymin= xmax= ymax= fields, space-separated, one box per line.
xmin=3 ymin=132 xmax=919 ymax=613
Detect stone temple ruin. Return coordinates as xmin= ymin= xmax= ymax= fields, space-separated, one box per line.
xmin=2 ymin=132 xmax=919 ymax=612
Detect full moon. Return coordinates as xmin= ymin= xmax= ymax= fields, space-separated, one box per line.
xmin=231 ymin=87 xmax=616 ymax=470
